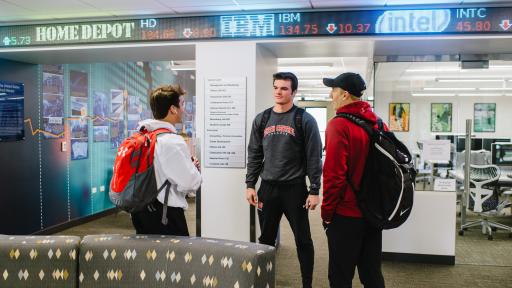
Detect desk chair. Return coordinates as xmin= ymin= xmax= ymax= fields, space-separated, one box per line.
xmin=458 ymin=164 xmax=512 ymax=240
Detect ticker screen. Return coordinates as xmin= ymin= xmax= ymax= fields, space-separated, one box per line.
xmin=1 ymin=7 xmax=512 ymax=48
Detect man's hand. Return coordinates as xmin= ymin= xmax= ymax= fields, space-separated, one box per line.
xmin=191 ymin=156 xmax=200 ymax=172
xmin=246 ymin=188 xmax=257 ymax=207
xmin=304 ymin=195 xmax=319 ymax=210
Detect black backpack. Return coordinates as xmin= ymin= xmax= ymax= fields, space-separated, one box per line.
xmin=336 ymin=113 xmax=416 ymax=230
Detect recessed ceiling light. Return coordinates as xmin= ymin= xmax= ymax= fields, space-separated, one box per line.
xmin=437 ymin=78 xmax=505 ymax=82
xmin=411 ymin=93 xmax=456 ymax=97
xmin=423 ymin=87 xmax=476 ymax=91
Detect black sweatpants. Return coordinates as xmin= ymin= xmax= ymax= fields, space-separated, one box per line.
xmin=258 ymin=180 xmax=314 ymax=288
xmin=325 ymin=214 xmax=385 ymax=288
xmin=131 ymin=199 xmax=189 ymax=236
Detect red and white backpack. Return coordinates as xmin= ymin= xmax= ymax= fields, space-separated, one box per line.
xmin=109 ymin=127 xmax=173 ymax=224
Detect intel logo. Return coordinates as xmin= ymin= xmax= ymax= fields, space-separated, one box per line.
xmin=376 ymin=9 xmax=451 ymax=33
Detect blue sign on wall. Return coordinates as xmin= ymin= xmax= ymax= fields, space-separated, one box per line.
xmin=0 ymin=81 xmax=24 ymax=141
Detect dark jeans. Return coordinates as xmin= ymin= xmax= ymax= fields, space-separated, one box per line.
xmin=258 ymin=180 xmax=314 ymax=288
xmin=131 ymin=200 xmax=189 ymax=236
xmin=325 ymin=214 xmax=385 ymax=288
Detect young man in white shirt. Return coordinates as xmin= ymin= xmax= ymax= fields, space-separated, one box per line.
xmin=131 ymin=84 xmax=201 ymax=236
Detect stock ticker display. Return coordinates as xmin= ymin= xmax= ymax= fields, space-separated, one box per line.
xmin=1 ymin=7 xmax=512 ymax=47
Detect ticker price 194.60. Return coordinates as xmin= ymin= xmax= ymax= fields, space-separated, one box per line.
xmin=2 ymin=36 xmax=31 ymax=46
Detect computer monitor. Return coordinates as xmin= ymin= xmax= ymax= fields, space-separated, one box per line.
xmin=491 ymin=143 xmax=512 ymax=167
xmin=435 ymin=135 xmax=455 ymax=143
xmin=456 ymin=138 xmax=483 ymax=152
xmin=483 ymin=138 xmax=511 ymax=151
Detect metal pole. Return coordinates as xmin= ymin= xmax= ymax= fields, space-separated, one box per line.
xmin=461 ymin=119 xmax=472 ymax=228
xmin=195 ymin=139 xmax=201 ymax=237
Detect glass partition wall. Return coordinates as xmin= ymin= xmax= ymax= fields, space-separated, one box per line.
xmin=374 ymin=60 xmax=512 ymax=191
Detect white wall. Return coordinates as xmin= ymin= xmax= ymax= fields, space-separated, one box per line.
xmin=374 ymin=93 xmax=512 ymax=152
xmin=196 ymin=42 xmax=276 ymax=241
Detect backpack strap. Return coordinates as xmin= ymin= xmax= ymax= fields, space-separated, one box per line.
xmin=294 ymin=107 xmax=306 ymax=141
xmin=259 ymin=107 xmax=273 ymax=137
xmin=335 ymin=112 xmax=377 ymax=137
xmin=140 ymin=126 xmax=175 ymax=225
xmin=159 ymin=180 xmax=172 ymax=225
xmin=334 ymin=112 xmax=377 ymax=195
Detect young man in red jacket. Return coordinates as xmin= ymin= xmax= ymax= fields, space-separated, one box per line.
xmin=321 ymin=72 xmax=385 ymax=288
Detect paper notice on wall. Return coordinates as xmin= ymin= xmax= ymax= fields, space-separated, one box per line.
xmin=434 ymin=178 xmax=456 ymax=192
xmin=422 ymin=140 xmax=451 ymax=162
xmin=204 ymin=77 xmax=246 ymax=168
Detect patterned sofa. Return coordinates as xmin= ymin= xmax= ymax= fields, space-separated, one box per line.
xmin=0 ymin=234 xmax=276 ymax=288
xmin=0 ymin=235 xmax=81 ymax=287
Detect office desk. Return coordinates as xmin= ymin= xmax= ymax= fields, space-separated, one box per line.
xmin=448 ymin=169 xmax=512 ymax=186
xmin=382 ymin=190 xmax=456 ymax=265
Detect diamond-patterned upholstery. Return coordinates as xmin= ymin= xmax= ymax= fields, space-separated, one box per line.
xmin=0 ymin=235 xmax=80 ymax=288
xmin=79 ymin=234 xmax=275 ymax=288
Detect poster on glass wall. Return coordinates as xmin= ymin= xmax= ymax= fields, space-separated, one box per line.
xmin=389 ymin=103 xmax=410 ymax=132
xmin=474 ymin=103 xmax=496 ymax=132
xmin=71 ymin=139 xmax=88 ymax=160
xmin=93 ymin=91 xmax=108 ymax=126
xmin=110 ymin=120 xmax=125 ymax=149
xmin=70 ymin=70 xmax=88 ymax=98
xmin=110 ymin=89 xmax=124 ymax=120
xmin=431 ymin=103 xmax=452 ymax=132
xmin=93 ymin=126 xmax=109 ymax=142
xmin=42 ymin=64 xmax=64 ymax=139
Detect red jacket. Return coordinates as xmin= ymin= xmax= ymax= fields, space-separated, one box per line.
xmin=321 ymin=101 xmax=382 ymax=221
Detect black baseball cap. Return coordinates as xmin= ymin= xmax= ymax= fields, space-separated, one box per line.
xmin=323 ymin=72 xmax=366 ymax=97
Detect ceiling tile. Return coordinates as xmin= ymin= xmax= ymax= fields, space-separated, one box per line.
xmin=462 ymin=0 xmax=512 ymax=3
xmin=239 ymin=2 xmax=311 ymax=10
xmin=0 ymin=0 xmax=33 ymax=14
xmin=312 ymin=0 xmax=386 ymax=8
xmin=236 ymin=0 xmax=308 ymax=3
xmin=5 ymin=0 xmax=97 ymax=11
xmin=173 ymin=5 xmax=241 ymax=14
xmin=107 ymin=9 xmax=175 ymax=17
xmin=157 ymin=0 xmax=234 ymax=7
xmin=80 ymin=0 xmax=169 ymax=11
xmin=386 ymin=0 xmax=460 ymax=5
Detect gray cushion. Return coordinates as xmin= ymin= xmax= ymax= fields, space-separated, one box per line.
xmin=79 ymin=234 xmax=276 ymax=287
xmin=0 ymin=235 xmax=80 ymax=288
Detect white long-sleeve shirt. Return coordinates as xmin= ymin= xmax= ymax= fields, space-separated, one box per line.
xmin=137 ymin=119 xmax=201 ymax=209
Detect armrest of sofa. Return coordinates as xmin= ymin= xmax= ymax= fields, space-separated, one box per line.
xmin=0 ymin=235 xmax=80 ymax=287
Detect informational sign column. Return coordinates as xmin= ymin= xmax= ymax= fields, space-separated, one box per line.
xmin=204 ymin=78 xmax=246 ymax=168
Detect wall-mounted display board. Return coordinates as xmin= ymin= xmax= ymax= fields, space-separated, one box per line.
xmin=204 ymin=77 xmax=246 ymax=168
xmin=1 ymin=7 xmax=512 ymax=48
xmin=0 ymin=80 xmax=24 ymax=141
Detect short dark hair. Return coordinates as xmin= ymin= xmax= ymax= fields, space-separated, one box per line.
xmin=149 ymin=84 xmax=185 ymax=119
xmin=273 ymin=72 xmax=298 ymax=92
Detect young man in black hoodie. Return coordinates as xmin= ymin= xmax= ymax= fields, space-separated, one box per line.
xmin=245 ymin=72 xmax=323 ymax=288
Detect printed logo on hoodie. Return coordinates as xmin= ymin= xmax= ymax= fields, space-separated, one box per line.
xmin=263 ymin=125 xmax=295 ymax=137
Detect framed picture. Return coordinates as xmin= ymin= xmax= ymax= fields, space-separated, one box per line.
xmin=431 ymin=103 xmax=452 ymax=132
xmin=474 ymin=103 xmax=496 ymax=132
xmin=389 ymin=103 xmax=410 ymax=132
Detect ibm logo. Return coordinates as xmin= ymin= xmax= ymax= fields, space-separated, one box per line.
xmin=220 ymin=14 xmax=275 ymax=37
